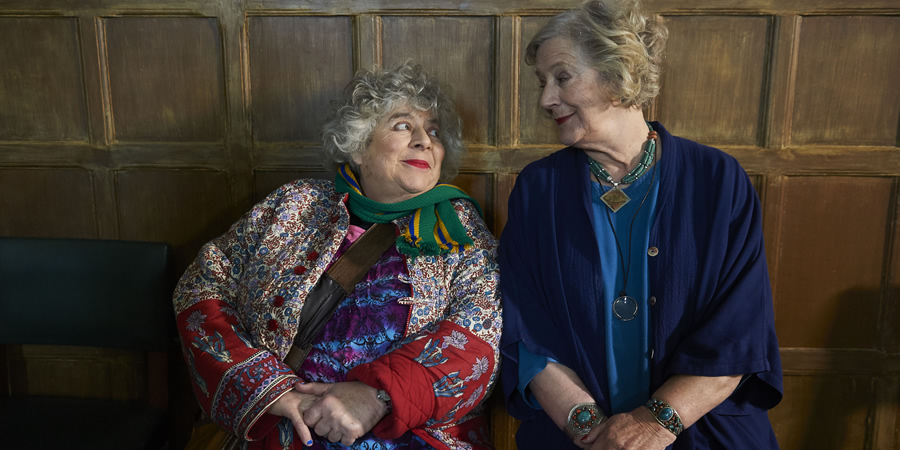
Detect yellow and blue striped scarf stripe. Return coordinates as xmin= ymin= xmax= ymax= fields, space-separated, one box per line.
xmin=406 ymin=208 xmax=423 ymax=247
xmin=339 ymin=164 xmax=364 ymax=196
xmin=433 ymin=209 xmax=463 ymax=252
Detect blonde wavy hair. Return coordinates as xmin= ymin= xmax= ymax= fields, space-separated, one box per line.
xmin=321 ymin=61 xmax=465 ymax=181
xmin=525 ymin=0 xmax=668 ymax=109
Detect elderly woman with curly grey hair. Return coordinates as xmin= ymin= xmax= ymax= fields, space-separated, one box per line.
xmin=499 ymin=0 xmax=782 ymax=449
xmin=174 ymin=61 xmax=501 ymax=450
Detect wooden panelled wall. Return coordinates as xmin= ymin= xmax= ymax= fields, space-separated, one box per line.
xmin=1 ymin=0 xmax=898 ymax=448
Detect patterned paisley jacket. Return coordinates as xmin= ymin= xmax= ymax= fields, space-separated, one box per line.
xmin=173 ymin=179 xmax=502 ymax=449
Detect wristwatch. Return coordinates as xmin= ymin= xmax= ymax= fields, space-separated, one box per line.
xmin=376 ymin=389 xmax=392 ymax=412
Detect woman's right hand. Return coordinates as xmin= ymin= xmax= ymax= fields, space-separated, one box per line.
xmin=268 ymin=389 xmax=321 ymax=447
xmin=294 ymin=380 xmax=389 ymax=446
xmin=578 ymin=407 xmax=675 ymax=450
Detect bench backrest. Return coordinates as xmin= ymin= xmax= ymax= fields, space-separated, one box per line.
xmin=0 ymin=237 xmax=173 ymax=352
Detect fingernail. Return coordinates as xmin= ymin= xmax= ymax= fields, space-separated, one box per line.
xmin=306 ymin=440 xmax=313 ymax=446
xmin=300 ymin=382 xmax=306 ymax=385
xmin=581 ymin=436 xmax=589 ymax=442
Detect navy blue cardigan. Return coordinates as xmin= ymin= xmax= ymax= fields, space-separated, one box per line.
xmin=499 ymin=122 xmax=783 ymax=449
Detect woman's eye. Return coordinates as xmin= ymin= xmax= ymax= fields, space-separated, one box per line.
xmin=428 ymin=129 xmax=440 ymax=137
xmin=556 ymin=75 xmax=570 ymax=84
xmin=394 ymin=122 xmax=411 ymax=131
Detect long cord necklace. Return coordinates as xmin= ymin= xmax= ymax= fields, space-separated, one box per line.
xmin=598 ymin=128 xmax=659 ymax=321
xmin=588 ymin=124 xmax=658 ymax=213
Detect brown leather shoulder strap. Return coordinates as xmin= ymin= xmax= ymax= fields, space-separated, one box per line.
xmin=327 ymin=222 xmax=397 ymax=293
xmin=284 ymin=221 xmax=397 ymax=372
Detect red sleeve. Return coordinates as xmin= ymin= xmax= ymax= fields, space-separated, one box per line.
xmin=347 ymin=321 xmax=495 ymax=439
xmin=176 ymin=300 xmax=300 ymax=440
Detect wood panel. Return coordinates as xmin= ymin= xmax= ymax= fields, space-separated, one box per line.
xmin=0 ymin=17 xmax=87 ymax=141
xmin=0 ymin=168 xmax=97 ymax=238
xmin=115 ymin=169 xmax=232 ymax=272
xmin=770 ymin=374 xmax=872 ymax=449
xmin=493 ymin=172 xmax=517 ymax=237
xmin=888 ymin=182 xmax=900 ymax=353
xmin=791 ymin=16 xmax=900 ymax=146
xmin=773 ymin=176 xmax=892 ymax=349
xmin=749 ymin=174 xmax=764 ymax=201
xmin=6 ymin=344 xmax=150 ymax=400
xmin=248 ymin=16 xmax=355 ymax=143
xmin=382 ymin=16 xmax=494 ymax=144
xmin=873 ymin=376 xmax=899 ymax=450
xmin=657 ymin=15 xmax=771 ymax=146
xmin=104 ymin=17 xmax=225 ymax=142
xmin=234 ymin=0 xmax=900 ymax=15
xmin=518 ymin=16 xmax=556 ymax=146
xmin=490 ymin=393 xmax=520 ymax=450
xmin=451 ymin=172 xmax=494 ymax=230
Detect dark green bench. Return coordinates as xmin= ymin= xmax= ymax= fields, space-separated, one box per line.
xmin=0 ymin=237 xmax=174 ymax=450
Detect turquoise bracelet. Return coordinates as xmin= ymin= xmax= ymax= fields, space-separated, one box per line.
xmin=565 ymin=402 xmax=605 ymax=437
xmin=644 ymin=398 xmax=684 ymax=436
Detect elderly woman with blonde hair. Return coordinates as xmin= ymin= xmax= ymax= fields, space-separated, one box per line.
xmin=499 ymin=1 xmax=783 ymax=448
xmin=175 ymin=61 xmax=500 ymax=449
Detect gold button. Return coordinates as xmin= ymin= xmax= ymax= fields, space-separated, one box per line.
xmin=649 ymin=296 xmax=656 ymax=306
xmin=648 ymin=246 xmax=659 ymax=257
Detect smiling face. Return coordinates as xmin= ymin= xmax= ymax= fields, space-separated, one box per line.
xmin=353 ymin=104 xmax=445 ymax=204
xmin=534 ymin=37 xmax=618 ymax=148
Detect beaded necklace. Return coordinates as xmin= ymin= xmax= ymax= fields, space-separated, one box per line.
xmin=587 ymin=123 xmax=658 ymax=212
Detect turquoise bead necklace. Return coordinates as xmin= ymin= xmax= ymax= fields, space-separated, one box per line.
xmin=587 ymin=123 xmax=658 ymax=213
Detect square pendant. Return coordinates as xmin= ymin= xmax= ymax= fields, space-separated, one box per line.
xmin=600 ymin=187 xmax=631 ymax=212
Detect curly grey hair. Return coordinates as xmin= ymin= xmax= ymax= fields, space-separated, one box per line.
xmin=525 ymin=0 xmax=668 ymax=109
xmin=322 ymin=62 xmax=465 ymax=181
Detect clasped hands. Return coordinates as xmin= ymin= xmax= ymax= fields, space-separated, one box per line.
xmin=268 ymin=380 xmax=389 ymax=447
xmin=571 ymin=406 xmax=675 ymax=450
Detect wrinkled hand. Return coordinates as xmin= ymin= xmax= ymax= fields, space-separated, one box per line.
xmin=268 ymin=389 xmax=321 ymax=447
xmin=579 ymin=406 xmax=676 ymax=450
xmin=295 ymin=381 xmax=389 ymax=446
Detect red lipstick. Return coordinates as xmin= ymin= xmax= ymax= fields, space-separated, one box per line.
xmin=403 ymin=160 xmax=430 ymax=169
xmin=555 ymin=114 xmax=573 ymax=125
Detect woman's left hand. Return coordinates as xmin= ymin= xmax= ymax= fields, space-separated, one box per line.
xmin=294 ymin=381 xmax=389 ymax=446
xmin=579 ymin=406 xmax=676 ymax=450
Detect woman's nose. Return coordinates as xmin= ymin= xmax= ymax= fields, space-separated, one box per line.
xmin=539 ymin=83 xmax=558 ymax=112
xmin=410 ymin=126 xmax=433 ymax=150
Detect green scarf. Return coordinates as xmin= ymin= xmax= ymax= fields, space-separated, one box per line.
xmin=334 ymin=164 xmax=483 ymax=256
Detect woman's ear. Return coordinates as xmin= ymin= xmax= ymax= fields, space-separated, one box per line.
xmin=351 ymin=150 xmax=365 ymax=167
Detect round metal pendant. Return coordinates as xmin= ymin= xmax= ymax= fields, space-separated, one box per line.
xmin=613 ymin=295 xmax=638 ymax=321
